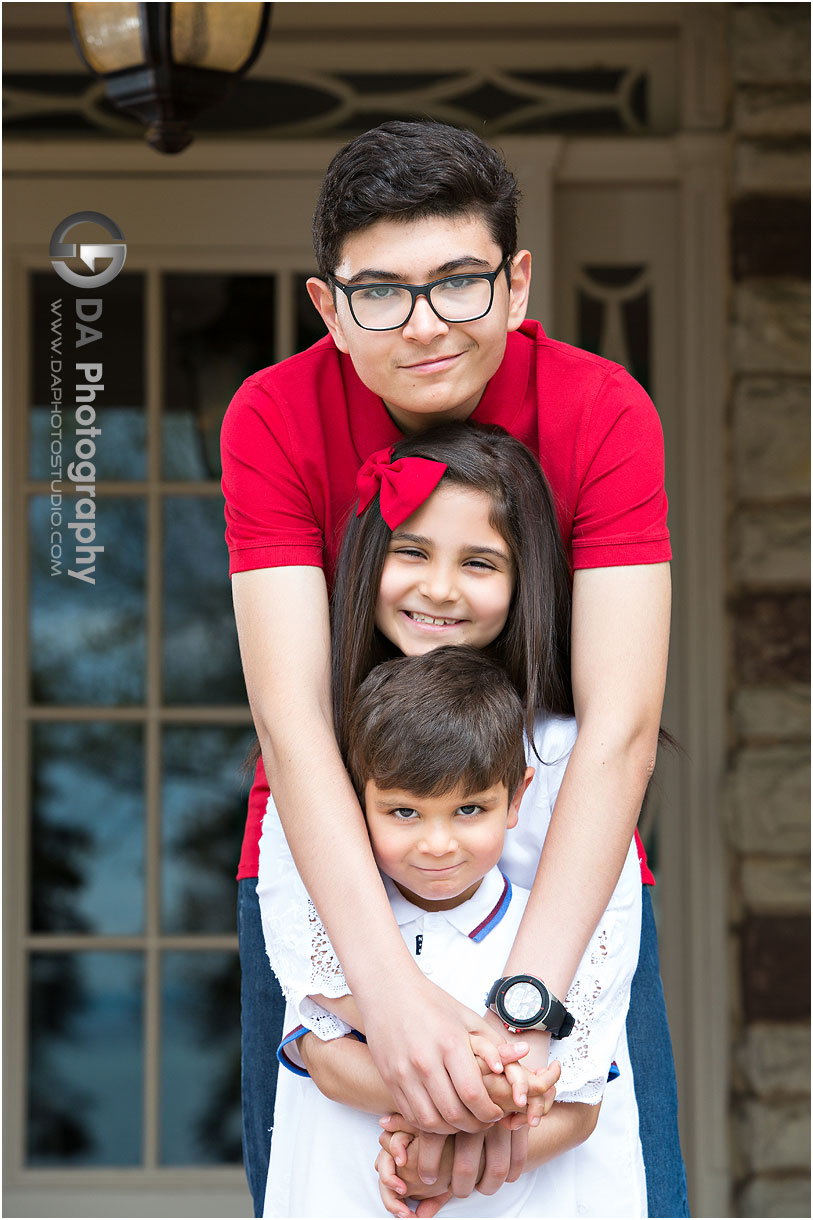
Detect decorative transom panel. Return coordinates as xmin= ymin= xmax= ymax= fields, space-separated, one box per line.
xmin=3 ymin=63 xmax=675 ymax=138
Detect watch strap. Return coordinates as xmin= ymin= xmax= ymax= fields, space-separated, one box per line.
xmin=543 ymin=993 xmax=575 ymax=1039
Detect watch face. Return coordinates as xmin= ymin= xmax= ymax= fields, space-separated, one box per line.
xmin=502 ymin=980 xmax=544 ymax=1024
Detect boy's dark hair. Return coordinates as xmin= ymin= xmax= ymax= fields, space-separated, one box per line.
xmin=312 ymin=120 xmax=520 ymax=279
xmin=346 ymin=647 xmax=528 ymax=804
xmin=331 ymin=422 xmax=573 ymax=756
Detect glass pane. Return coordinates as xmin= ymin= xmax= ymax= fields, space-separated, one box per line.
xmin=577 ymin=264 xmax=652 ymax=394
xmin=161 ymin=725 xmax=254 ymax=933
xmin=29 ymin=271 xmax=146 ymax=479
xmin=162 ymin=274 xmax=275 ymax=480
xmin=30 ymin=722 xmax=144 ymax=934
xmin=162 ymin=496 xmax=245 ymax=704
xmin=295 ymin=273 xmax=328 ymax=353
xmin=27 ymin=951 xmax=143 ymax=1166
xmin=29 ymin=495 xmax=146 ymax=705
xmin=160 ymin=951 xmax=241 ymax=1164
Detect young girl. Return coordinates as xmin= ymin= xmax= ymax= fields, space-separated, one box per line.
xmin=259 ymin=424 xmax=574 ymax=1042
xmin=257 ymin=425 xmax=651 ymax=1213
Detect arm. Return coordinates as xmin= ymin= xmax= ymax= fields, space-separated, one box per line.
xmin=300 ymin=1031 xmax=396 ymax=1115
xmin=503 ymin=563 xmax=670 ymax=1007
xmin=233 ymin=566 xmax=505 ymax=1130
xmin=300 ymin=1029 xmax=550 ymax=1120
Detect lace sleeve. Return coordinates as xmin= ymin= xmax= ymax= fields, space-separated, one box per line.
xmin=256 ymin=795 xmax=353 ymax=1041
xmin=553 ymin=839 xmax=643 ymax=1105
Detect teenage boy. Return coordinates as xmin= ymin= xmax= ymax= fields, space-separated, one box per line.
xmin=264 ymin=648 xmax=644 ymax=1219
xmin=222 ymin=120 xmax=685 ymax=1217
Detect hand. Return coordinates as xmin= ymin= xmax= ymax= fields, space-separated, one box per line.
xmin=470 ymin=1034 xmax=528 ymax=1117
xmin=381 ymin=1123 xmax=517 ymax=1202
xmin=483 ymin=1012 xmax=557 ymax=1128
xmin=473 ymin=1036 xmax=560 ymax=1128
xmin=362 ymin=978 xmax=508 ymax=1138
xmin=378 ymin=1116 xmax=512 ymax=1202
xmin=376 ymin=1120 xmax=454 ymax=1218
xmin=379 ymin=1116 xmax=452 ymax=1193
xmin=503 ymin=1056 xmax=560 ymax=1129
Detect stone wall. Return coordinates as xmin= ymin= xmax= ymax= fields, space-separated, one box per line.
xmin=727 ymin=6 xmax=811 ymax=1217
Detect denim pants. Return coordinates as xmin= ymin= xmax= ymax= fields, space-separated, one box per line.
xmin=238 ymin=878 xmax=286 ymax=1218
xmin=627 ymin=886 xmax=690 ymax=1217
xmin=239 ymin=878 xmax=689 ymax=1218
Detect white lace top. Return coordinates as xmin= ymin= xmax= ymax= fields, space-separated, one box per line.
xmin=256 ymin=712 xmax=642 ymax=1103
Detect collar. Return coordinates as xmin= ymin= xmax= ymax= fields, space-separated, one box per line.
xmin=343 ymin=351 xmax=404 ymax=462
xmin=382 ymin=866 xmax=513 ymax=943
xmin=469 ymin=321 xmax=536 ymax=431
xmin=343 ymin=320 xmax=543 ymax=461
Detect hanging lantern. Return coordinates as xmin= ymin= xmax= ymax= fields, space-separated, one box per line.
xmin=67 ymin=2 xmax=271 ymax=154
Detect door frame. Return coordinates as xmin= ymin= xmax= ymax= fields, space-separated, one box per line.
xmin=3 ymin=134 xmax=729 ymax=1217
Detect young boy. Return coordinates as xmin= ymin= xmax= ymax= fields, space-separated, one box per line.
xmin=264 ymin=648 xmax=644 ymax=1218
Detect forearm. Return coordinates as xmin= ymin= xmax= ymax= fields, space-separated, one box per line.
xmin=506 ymin=728 xmax=654 ymax=996
xmin=235 ymin=569 xmax=419 ymax=1003
xmin=507 ymin=562 xmax=669 ymax=997
xmin=299 ymin=1032 xmax=396 ymax=1114
xmin=525 ymin=1100 xmax=598 ymax=1169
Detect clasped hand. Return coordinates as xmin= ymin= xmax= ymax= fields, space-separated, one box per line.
xmin=375 ymin=1036 xmax=560 ymax=1218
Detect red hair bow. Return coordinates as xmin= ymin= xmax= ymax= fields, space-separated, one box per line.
xmin=356 ymin=447 xmax=448 ymax=529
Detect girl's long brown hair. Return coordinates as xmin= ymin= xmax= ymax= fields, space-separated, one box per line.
xmin=330 ymin=423 xmax=573 ymax=756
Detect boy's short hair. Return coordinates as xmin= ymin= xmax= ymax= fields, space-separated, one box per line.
xmin=312 ymin=120 xmax=520 ymax=279
xmin=345 ymin=646 xmax=527 ymax=804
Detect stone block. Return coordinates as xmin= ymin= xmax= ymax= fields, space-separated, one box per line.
xmin=733 ymin=375 xmax=810 ymax=499
xmin=739 ymin=1175 xmax=812 ymax=1218
xmin=736 ymin=1022 xmax=811 ymax=1095
xmin=733 ymin=5 xmax=811 ymax=84
xmin=732 ymin=506 xmax=811 ymax=587
xmin=734 ymin=685 xmax=810 ymax=742
xmin=734 ymin=140 xmax=811 ymax=197
xmin=731 ymin=281 xmax=810 ymax=373
xmin=735 ymin=84 xmax=812 ymax=137
xmin=731 ymin=196 xmax=811 ymax=281
xmin=726 ymin=745 xmax=810 ymax=853
xmin=732 ymin=593 xmax=810 ymax=684
xmin=737 ymin=1099 xmax=811 ymax=1173
xmin=740 ymin=915 xmax=811 ymax=1022
xmin=741 ymin=856 xmax=811 ymax=913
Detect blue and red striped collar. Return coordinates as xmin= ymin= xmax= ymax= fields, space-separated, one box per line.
xmin=382 ymin=866 xmax=513 ymax=943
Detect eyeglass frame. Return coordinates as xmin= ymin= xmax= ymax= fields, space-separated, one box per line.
xmin=327 ymin=255 xmax=513 ymax=332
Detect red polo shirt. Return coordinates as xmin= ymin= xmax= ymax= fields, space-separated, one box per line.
xmin=221 ymin=320 xmax=669 ymax=882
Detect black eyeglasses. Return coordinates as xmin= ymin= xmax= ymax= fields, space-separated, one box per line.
xmin=328 ymin=256 xmax=512 ymax=331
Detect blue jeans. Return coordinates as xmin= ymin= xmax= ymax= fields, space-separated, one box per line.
xmin=238 ymin=877 xmax=286 ymax=1218
xmin=239 ymin=878 xmax=689 ymax=1217
xmin=627 ymin=886 xmax=690 ymax=1216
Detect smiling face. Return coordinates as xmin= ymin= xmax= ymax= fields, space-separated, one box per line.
xmin=306 ymin=213 xmax=531 ymax=431
xmin=374 ymin=483 xmax=514 ymax=657
xmin=364 ymin=774 xmax=531 ymax=911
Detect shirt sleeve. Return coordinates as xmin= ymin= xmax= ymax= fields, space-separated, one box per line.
xmin=553 ymin=838 xmax=643 ymax=1104
xmin=571 ymin=366 xmax=671 ymax=569
xmin=257 ymin=794 xmax=353 ymax=1043
xmin=220 ymin=374 xmax=325 ymax=576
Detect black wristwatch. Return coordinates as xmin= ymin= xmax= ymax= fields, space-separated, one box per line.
xmin=486 ymin=974 xmax=574 ymax=1038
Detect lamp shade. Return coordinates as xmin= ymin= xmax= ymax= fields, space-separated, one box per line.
xmin=68 ymin=2 xmax=271 ymax=153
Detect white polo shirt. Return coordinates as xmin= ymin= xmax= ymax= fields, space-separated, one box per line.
xmin=264 ymin=861 xmax=645 ymax=1218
